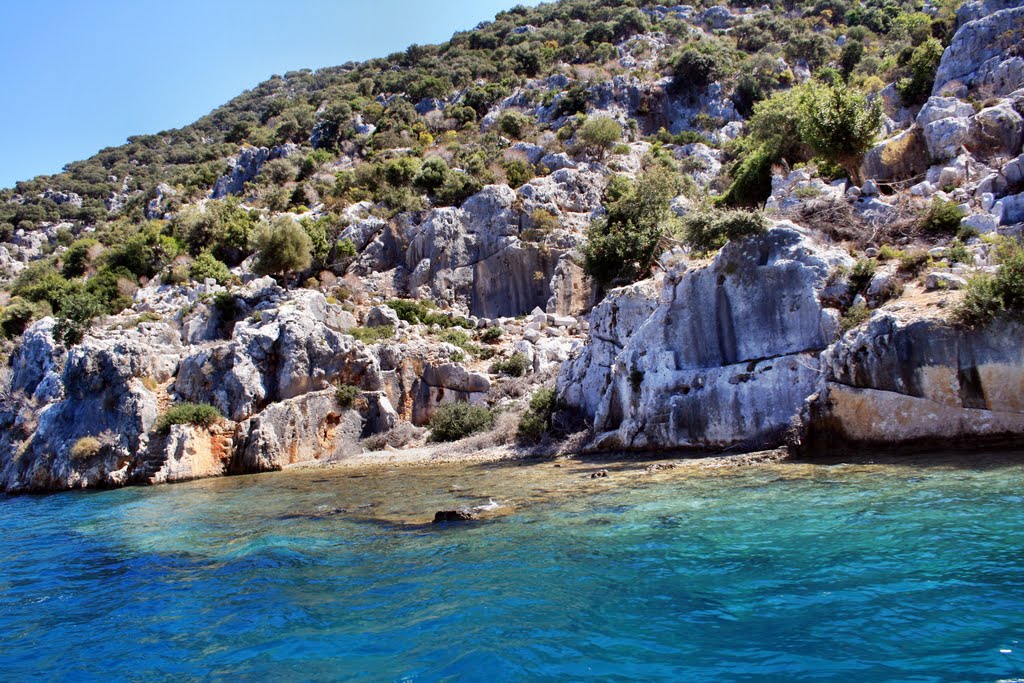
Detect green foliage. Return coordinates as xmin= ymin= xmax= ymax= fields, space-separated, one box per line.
xmin=797 ymin=82 xmax=882 ymax=180
xmin=582 ymin=165 xmax=683 ymax=287
xmin=482 ymin=327 xmax=502 ymax=342
xmin=848 ymin=258 xmax=877 ymax=294
xmin=335 ymin=238 xmax=358 ymax=259
xmin=385 ymin=298 xmax=474 ymax=328
xmin=495 ymin=111 xmax=533 ymax=139
xmin=502 ymin=158 xmax=535 ymax=187
xmin=682 ymin=209 xmax=769 ymax=254
xmin=103 ymin=224 xmax=179 ymax=279
xmin=62 ymin=238 xmax=100 ymax=278
xmin=189 ymin=251 xmax=232 ymax=285
xmin=172 ymin=197 xmax=257 ymax=264
xmin=954 ymin=238 xmax=1024 ymax=326
xmin=0 ymin=298 xmax=50 ymax=339
xmin=576 ymin=116 xmax=622 ymax=158
xmin=347 ymin=325 xmax=394 ymax=343
xmin=154 ymin=402 xmax=223 ymax=433
xmin=840 ymin=301 xmax=872 ymax=332
xmin=54 ymin=288 xmax=107 ymax=346
xmin=428 ymin=401 xmax=494 ymax=442
xmin=672 ymin=41 xmax=734 ymax=92
xmin=12 ymin=261 xmax=75 ymax=312
xmin=517 ymin=387 xmax=557 ymax=444
xmin=335 ymin=383 xmax=361 ymax=408
xmin=490 ymin=352 xmax=530 ymax=377
xmin=252 ymin=216 xmax=313 ymax=277
xmin=920 ymin=198 xmax=964 ymax=235
xmin=896 ymin=38 xmax=943 ymax=105
xmin=947 ymin=240 xmax=973 ymax=265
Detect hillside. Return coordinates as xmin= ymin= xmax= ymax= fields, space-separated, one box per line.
xmin=0 ymin=0 xmax=1023 ymax=492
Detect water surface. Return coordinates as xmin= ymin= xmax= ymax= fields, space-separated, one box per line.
xmin=2 ymin=454 xmax=1024 ymax=681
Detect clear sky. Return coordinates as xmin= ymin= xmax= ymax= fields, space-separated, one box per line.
xmin=0 ymin=0 xmax=542 ymax=188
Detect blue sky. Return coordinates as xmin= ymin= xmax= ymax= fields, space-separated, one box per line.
xmin=0 ymin=0 xmax=541 ymax=188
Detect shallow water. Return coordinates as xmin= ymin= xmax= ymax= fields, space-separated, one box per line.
xmin=3 ymin=455 xmax=1024 ymax=681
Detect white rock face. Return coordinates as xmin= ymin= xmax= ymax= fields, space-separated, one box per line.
xmin=923 ymin=117 xmax=970 ymax=160
xmin=932 ymin=1 xmax=1024 ymax=97
xmin=557 ymin=224 xmax=853 ymax=450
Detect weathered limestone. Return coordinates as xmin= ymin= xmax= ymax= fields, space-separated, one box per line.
xmin=558 ymin=224 xmax=852 ymax=450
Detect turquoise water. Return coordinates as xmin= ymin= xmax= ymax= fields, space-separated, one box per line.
xmin=3 ymin=457 xmax=1024 ymax=682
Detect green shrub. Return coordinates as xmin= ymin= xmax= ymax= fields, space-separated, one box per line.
xmin=896 ymin=251 xmax=931 ymax=276
xmin=490 ymin=352 xmax=530 ymax=377
xmin=947 ymin=240 xmax=973 ymax=265
xmin=840 ymin=301 xmax=872 ymax=332
xmin=0 ymin=298 xmax=49 ymax=339
xmin=384 ymin=298 xmax=474 ymax=328
xmin=896 ymin=38 xmax=944 ymax=105
xmin=920 ymin=198 xmax=964 ymax=235
xmin=576 ymin=116 xmax=623 ymax=158
xmin=495 ymin=111 xmax=533 ymax=139
xmin=70 ymin=436 xmax=101 ymax=461
xmin=954 ymin=238 xmax=1024 ymax=326
xmin=252 ymin=216 xmax=313 ymax=277
xmin=54 ymin=288 xmax=107 ymax=346
xmin=348 ymin=325 xmax=394 ymax=344
xmin=682 ymin=210 xmax=769 ymax=254
xmin=583 ymin=165 xmax=683 ymax=287
xmin=517 ymin=387 xmax=557 ymax=444
xmin=428 ymin=401 xmax=494 ymax=442
xmin=848 ymin=258 xmax=877 ymax=294
xmin=189 ymin=251 xmax=232 ymax=285
xmin=482 ymin=327 xmax=503 ymax=342
xmin=502 ymin=158 xmax=535 ymax=187
xmin=62 ymin=238 xmax=100 ymax=278
xmin=797 ymin=82 xmax=882 ymax=181
xmin=335 ymin=383 xmax=361 ymax=408
xmin=154 ymin=402 xmax=223 ymax=433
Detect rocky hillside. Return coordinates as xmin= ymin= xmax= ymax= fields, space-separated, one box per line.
xmin=1 ymin=0 xmax=1023 ymax=492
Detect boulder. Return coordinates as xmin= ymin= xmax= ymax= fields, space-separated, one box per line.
xmin=966 ymin=101 xmax=1024 ymax=159
xmin=923 ymin=117 xmax=970 ymax=160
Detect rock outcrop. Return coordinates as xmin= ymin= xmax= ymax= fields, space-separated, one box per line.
xmin=932 ymin=0 xmax=1024 ymax=98
xmin=800 ymin=315 xmax=1024 ymax=449
xmin=557 ymin=224 xmax=853 ymax=451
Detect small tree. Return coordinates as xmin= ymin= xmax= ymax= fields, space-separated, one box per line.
xmin=576 ymin=117 xmax=623 ymax=159
xmin=252 ymin=216 xmax=313 ymax=278
xmin=797 ymin=82 xmax=882 ymax=183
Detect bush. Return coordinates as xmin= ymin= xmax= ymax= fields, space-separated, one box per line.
xmin=154 ymin=402 xmax=223 ymax=433
xmin=490 ymin=352 xmax=530 ymax=377
xmin=583 ymin=165 xmax=683 ymax=287
xmin=576 ymin=116 xmax=622 ymax=158
xmin=189 ymin=251 xmax=232 ymax=285
xmin=920 ymin=198 xmax=964 ymax=235
xmin=896 ymin=38 xmax=944 ymax=105
xmin=252 ymin=216 xmax=313 ymax=277
xmin=495 ymin=111 xmax=533 ymax=139
xmin=428 ymin=401 xmax=494 ymax=442
xmin=502 ymin=158 xmax=534 ymax=187
xmin=335 ymin=383 xmax=361 ymax=408
xmin=54 ymin=288 xmax=107 ymax=346
xmin=797 ymin=82 xmax=882 ymax=181
xmin=840 ymin=301 xmax=872 ymax=332
xmin=0 ymin=298 xmax=49 ymax=339
xmin=62 ymin=238 xmax=100 ymax=278
xmin=682 ymin=210 xmax=769 ymax=254
xmin=954 ymin=238 xmax=1024 ymax=326
xmin=70 ymin=436 xmax=101 ymax=461
xmin=482 ymin=327 xmax=503 ymax=342
xmin=517 ymin=387 xmax=557 ymax=444
xmin=385 ymin=298 xmax=474 ymax=328
xmin=348 ymin=325 xmax=394 ymax=344
xmin=848 ymin=258 xmax=877 ymax=294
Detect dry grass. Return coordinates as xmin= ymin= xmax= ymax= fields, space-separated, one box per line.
xmin=361 ymin=422 xmax=427 ymax=451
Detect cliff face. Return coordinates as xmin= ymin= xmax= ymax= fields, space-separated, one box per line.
xmin=801 ymin=316 xmax=1024 ymax=449
xmin=557 ymin=223 xmax=853 ymax=451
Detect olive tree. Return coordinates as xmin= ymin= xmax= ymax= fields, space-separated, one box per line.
xmin=251 ymin=216 xmax=313 ymax=278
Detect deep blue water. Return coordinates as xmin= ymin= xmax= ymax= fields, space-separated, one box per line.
xmin=2 ymin=457 xmax=1024 ymax=682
